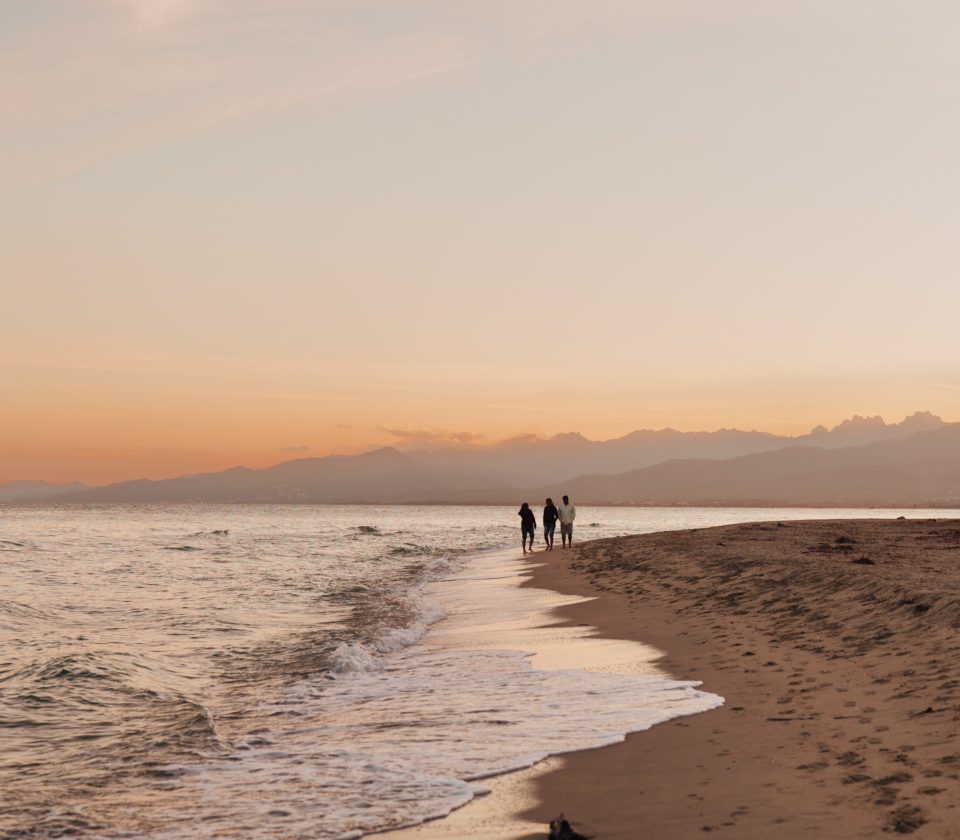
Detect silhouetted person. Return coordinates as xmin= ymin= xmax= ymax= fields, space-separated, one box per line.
xmin=542 ymin=498 xmax=559 ymax=550
xmin=518 ymin=502 xmax=536 ymax=554
xmin=557 ymin=495 xmax=576 ymax=547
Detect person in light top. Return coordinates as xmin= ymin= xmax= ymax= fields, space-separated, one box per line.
xmin=556 ymin=495 xmax=576 ymax=548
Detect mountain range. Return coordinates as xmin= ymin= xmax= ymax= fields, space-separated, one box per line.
xmin=0 ymin=480 xmax=88 ymax=503
xmin=2 ymin=412 xmax=957 ymax=506
xmin=401 ymin=411 xmax=947 ymax=486
xmin=538 ymin=423 xmax=960 ymax=507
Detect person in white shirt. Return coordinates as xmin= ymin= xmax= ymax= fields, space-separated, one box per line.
xmin=557 ymin=495 xmax=576 ymax=547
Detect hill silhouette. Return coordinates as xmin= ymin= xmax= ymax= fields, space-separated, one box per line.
xmin=50 ymin=447 xmax=505 ymax=504
xmin=4 ymin=412 xmax=955 ymax=505
xmin=0 ymin=481 xmax=87 ymax=502
xmin=541 ymin=423 xmax=960 ymax=506
xmin=405 ymin=411 xmax=946 ymax=485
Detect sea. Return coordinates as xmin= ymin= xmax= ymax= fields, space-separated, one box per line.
xmin=2 ymin=504 xmax=954 ymax=839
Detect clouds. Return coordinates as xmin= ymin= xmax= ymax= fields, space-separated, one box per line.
xmin=8 ymin=0 xmax=960 ymax=193
xmin=0 ymin=0 xmax=655 ymax=189
xmin=379 ymin=426 xmax=485 ymax=448
xmin=0 ymin=1 xmax=470 ymax=188
xmin=102 ymin=0 xmax=207 ymax=26
xmin=278 ymin=445 xmax=311 ymax=453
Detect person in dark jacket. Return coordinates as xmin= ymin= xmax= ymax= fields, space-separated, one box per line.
xmin=518 ymin=502 xmax=536 ymax=554
xmin=542 ymin=498 xmax=559 ymax=551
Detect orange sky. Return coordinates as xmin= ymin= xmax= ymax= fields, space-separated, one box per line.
xmin=4 ymin=349 xmax=957 ymax=484
xmin=5 ymin=1 xmax=960 ymax=485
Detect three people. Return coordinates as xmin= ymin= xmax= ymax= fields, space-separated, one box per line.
xmin=518 ymin=495 xmax=576 ymax=553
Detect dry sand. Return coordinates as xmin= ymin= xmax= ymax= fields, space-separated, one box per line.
xmin=518 ymin=519 xmax=960 ymax=839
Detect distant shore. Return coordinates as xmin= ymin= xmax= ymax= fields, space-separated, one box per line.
xmin=516 ymin=519 xmax=960 ymax=838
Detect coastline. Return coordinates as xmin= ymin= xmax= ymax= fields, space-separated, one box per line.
xmin=388 ymin=546 xmax=720 ymax=839
xmin=518 ymin=519 xmax=960 ymax=838
xmin=10 ymin=500 xmax=960 ymax=508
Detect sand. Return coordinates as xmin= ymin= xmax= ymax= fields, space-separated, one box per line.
xmin=518 ymin=519 xmax=960 ymax=838
xmin=389 ymin=550 xmax=678 ymax=840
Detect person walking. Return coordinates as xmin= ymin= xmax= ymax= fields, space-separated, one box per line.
xmin=518 ymin=502 xmax=536 ymax=554
xmin=557 ymin=495 xmax=576 ymax=547
xmin=542 ymin=498 xmax=559 ymax=551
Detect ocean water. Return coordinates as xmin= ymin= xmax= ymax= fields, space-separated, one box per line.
xmin=2 ymin=504 xmax=953 ymax=838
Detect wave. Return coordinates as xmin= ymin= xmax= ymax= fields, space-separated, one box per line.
xmin=163 ymin=545 xmax=202 ymax=552
xmin=330 ymin=599 xmax=448 ymax=675
xmin=328 ymin=557 xmax=453 ymax=676
xmin=34 ymin=653 xmax=120 ymax=683
xmin=0 ymin=538 xmax=26 ymax=553
xmin=328 ymin=642 xmax=380 ymax=674
xmin=0 ymin=599 xmax=51 ymax=622
xmin=387 ymin=543 xmax=438 ymax=557
xmin=356 ymin=525 xmax=382 ymax=535
xmin=5 ymin=651 xmax=225 ymax=754
xmin=225 ymin=571 xmax=452 ymax=686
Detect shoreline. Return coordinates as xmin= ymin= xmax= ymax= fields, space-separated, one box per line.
xmin=517 ymin=519 xmax=960 ymax=838
xmin=388 ymin=547 xmax=718 ymax=839
xmin=8 ymin=501 xmax=960 ymax=508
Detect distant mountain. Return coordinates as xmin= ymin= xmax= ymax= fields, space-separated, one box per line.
xmin=409 ymin=428 xmax=790 ymax=486
xmin=797 ymin=411 xmax=946 ymax=447
xmin=407 ymin=412 xmax=948 ymax=485
xmin=54 ymin=448 xmax=508 ymax=504
xmin=0 ymin=481 xmax=87 ymax=502
xmin=538 ymin=423 xmax=960 ymax=506
xmin=10 ymin=412 xmax=954 ymax=506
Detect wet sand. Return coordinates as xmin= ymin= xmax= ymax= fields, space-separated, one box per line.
xmin=391 ymin=549 xmax=685 ymax=840
xmin=520 ymin=519 xmax=960 ymax=838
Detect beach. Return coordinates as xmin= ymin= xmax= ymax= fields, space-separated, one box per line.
xmin=516 ymin=519 xmax=960 ymax=838
xmin=0 ymin=504 xmax=744 ymax=838
xmin=7 ymin=509 xmax=960 ymax=838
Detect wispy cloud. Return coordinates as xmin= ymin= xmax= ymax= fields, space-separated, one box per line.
xmin=278 ymin=445 xmax=311 ymax=453
xmin=379 ymin=426 xmax=486 ymax=447
xmin=101 ymin=0 xmax=208 ymax=27
xmin=0 ymin=0 xmax=651 ymax=190
xmin=0 ymin=1 xmax=470 ymax=188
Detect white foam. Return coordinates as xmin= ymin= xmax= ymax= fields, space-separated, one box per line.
xmin=370 ymin=595 xmax=448 ymax=655
xmin=153 ymin=548 xmax=723 ymax=839
xmin=329 ymin=642 xmax=381 ymax=675
xmin=331 ymin=577 xmax=452 ymax=672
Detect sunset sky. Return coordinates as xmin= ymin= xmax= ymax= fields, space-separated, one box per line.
xmin=4 ymin=1 xmax=960 ymax=484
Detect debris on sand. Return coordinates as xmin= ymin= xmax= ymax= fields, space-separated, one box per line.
xmin=549 ymin=813 xmax=589 ymax=840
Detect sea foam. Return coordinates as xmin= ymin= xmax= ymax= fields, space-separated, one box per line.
xmin=153 ymin=549 xmax=723 ymax=838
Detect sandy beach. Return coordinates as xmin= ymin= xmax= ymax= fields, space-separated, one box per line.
xmin=515 ymin=518 xmax=960 ymax=838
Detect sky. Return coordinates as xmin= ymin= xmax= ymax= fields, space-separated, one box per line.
xmin=4 ymin=0 xmax=960 ymax=484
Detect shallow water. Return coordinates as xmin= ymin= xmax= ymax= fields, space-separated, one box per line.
xmin=1 ymin=504 xmax=953 ymax=838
